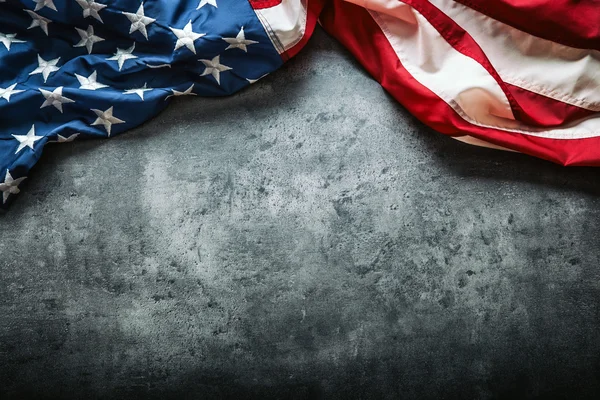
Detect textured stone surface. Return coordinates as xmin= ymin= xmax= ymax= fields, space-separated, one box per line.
xmin=1 ymin=28 xmax=600 ymax=399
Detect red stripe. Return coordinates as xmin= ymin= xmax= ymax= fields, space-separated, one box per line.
xmin=319 ymin=0 xmax=600 ymax=166
xmin=248 ymin=0 xmax=282 ymax=10
xmin=506 ymin=83 xmax=596 ymax=128
xmin=456 ymin=0 xmax=600 ymax=50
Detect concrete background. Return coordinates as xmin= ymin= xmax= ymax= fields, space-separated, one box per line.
xmin=1 ymin=28 xmax=600 ymax=399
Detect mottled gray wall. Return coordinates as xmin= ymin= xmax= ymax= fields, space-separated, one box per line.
xmin=1 ymin=28 xmax=599 ymax=399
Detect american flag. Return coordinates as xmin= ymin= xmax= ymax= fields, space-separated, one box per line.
xmin=1 ymin=0 xmax=599 ymax=209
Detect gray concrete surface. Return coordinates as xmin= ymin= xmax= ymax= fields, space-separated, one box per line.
xmin=1 ymin=28 xmax=600 ymax=399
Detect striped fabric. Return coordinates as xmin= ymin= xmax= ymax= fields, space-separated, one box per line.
xmin=256 ymin=0 xmax=600 ymax=166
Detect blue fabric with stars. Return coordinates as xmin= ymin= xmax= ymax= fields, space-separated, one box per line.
xmin=0 ymin=0 xmax=283 ymax=209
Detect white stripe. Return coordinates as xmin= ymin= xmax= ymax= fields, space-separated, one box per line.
xmin=428 ymin=0 xmax=600 ymax=112
xmin=254 ymin=0 xmax=307 ymax=54
xmin=453 ymin=136 xmax=518 ymax=152
xmin=367 ymin=6 xmax=514 ymax=123
xmin=367 ymin=5 xmax=600 ymax=139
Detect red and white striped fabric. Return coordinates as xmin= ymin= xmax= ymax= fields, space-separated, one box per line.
xmin=252 ymin=0 xmax=600 ymax=166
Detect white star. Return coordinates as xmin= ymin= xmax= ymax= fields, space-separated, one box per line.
xmin=75 ymin=70 xmax=108 ymax=90
xmin=107 ymin=44 xmax=137 ymax=71
xmin=223 ymin=27 xmax=257 ymax=52
xmin=25 ymin=10 xmax=51 ymax=35
xmin=29 ymin=55 xmax=60 ymax=83
xmin=197 ymin=0 xmax=217 ymax=9
xmin=165 ymin=84 xmax=196 ymax=100
xmin=12 ymin=125 xmax=43 ymax=154
xmin=91 ymin=106 xmax=125 ymax=136
xmin=124 ymin=83 xmax=152 ymax=100
xmin=123 ymin=4 xmax=156 ymax=40
xmin=0 ymin=170 xmax=27 ymax=204
xmin=169 ymin=20 xmax=205 ymax=54
xmin=56 ymin=133 xmax=80 ymax=143
xmin=39 ymin=86 xmax=75 ymax=113
xmin=74 ymin=25 xmax=104 ymax=54
xmin=33 ymin=0 xmax=57 ymax=12
xmin=76 ymin=0 xmax=107 ymax=23
xmin=199 ymin=55 xmax=232 ymax=85
xmin=0 ymin=32 xmax=26 ymax=51
xmin=0 ymin=83 xmax=25 ymax=102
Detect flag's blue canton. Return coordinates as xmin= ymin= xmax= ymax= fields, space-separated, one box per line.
xmin=0 ymin=0 xmax=282 ymax=208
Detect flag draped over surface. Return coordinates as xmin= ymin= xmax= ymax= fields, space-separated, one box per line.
xmin=1 ymin=0 xmax=599 ymax=209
